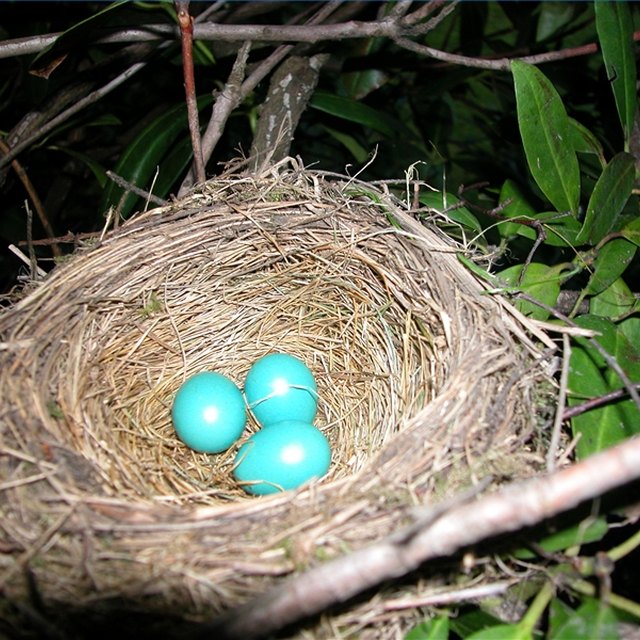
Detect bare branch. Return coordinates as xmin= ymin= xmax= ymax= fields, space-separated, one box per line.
xmin=0 ymin=58 xmax=148 ymax=170
xmin=393 ymin=36 xmax=616 ymax=71
xmin=562 ymin=383 xmax=640 ymax=421
xmin=0 ymin=139 xmax=61 ymax=257
xmin=177 ymin=40 xmax=257 ymax=195
xmin=179 ymin=2 xmax=342 ymax=192
xmin=517 ymin=293 xmax=640 ymax=412
xmin=176 ymin=1 xmax=206 ymax=186
xmin=199 ymin=437 xmax=640 ymax=639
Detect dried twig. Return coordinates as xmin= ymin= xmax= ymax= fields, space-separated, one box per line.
xmin=562 ymin=383 xmax=640 ymax=421
xmin=547 ymin=333 xmax=570 ymax=471
xmin=105 ymin=170 xmax=167 ymax=206
xmin=0 ymin=58 xmax=148 ymax=170
xmin=176 ymin=1 xmax=206 ymax=186
xmin=0 ymin=138 xmax=61 ymax=257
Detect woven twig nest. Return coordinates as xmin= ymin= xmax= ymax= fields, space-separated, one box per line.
xmin=0 ymin=162 xmax=553 ymax=638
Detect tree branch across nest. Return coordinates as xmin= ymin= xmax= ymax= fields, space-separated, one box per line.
xmin=195 ymin=436 xmax=640 ymax=639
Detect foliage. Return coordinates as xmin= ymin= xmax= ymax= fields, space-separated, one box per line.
xmin=0 ymin=2 xmax=639 ymax=638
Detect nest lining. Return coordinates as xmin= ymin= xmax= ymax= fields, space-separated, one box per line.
xmin=0 ymin=164 xmax=553 ymax=637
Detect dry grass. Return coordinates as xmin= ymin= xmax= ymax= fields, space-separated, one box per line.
xmin=0 ymin=160 xmax=555 ymax=638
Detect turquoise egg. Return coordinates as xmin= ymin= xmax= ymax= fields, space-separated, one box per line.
xmin=233 ymin=420 xmax=331 ymax=495
xmin=171 ymin=372 xmax=247 ymax=453
xmin=244 ymin=353 xmax=318 ymax=426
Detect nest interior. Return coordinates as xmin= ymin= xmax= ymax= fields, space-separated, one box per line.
xmin=0 ymin=164 xmax=553 ymax=638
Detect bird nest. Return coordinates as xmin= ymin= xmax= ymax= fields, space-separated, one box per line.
xmin=0 ymin=162 xmax=554 ymax=638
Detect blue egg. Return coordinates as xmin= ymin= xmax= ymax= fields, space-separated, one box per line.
xmin=233 ymin=420 xmax=331 ymax=495
xmin=171 ymin=372 xmax=247 ymax=453
xmin=244 ymin=353 xmax=318 ymax=426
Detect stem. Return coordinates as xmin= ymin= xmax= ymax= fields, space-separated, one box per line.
xmin=176 ymin=1 xmax=206 ymax=186
xmin=562 ymin=384 xmax=640 ymax=421
xmin=0 ymin=139 xmax=61 ymax=257
xmin=519 ymin=581 xmax=555 ymax=635
xmin=607 ymin=527 xmax=640 ymax=563
xmin=571 ymin=579 xmax=640 ymax=619
xmin=0 ymin=59 xmax=148 ymax=170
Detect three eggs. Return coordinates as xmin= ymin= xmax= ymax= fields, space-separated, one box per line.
xmin=171 ymin=353 xmax=331 ymax=495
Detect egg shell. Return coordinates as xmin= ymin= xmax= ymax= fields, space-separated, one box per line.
xmin=171 ymin=371 xmax=247 ymax=453
xmin=244 ymin=353 xmax=318 ymax=426
xmin=233 ymin=420 xmax=331 ymax=495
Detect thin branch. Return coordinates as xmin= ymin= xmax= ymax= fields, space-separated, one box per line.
xmin=0 ymin=60 xmax=148 ymax=170
xmin=401 ymin=0 xmax=460 ymax=35
xmin=0 ymin=139 xmax=61 ymax=257
xmin=179 ymin=2 xmax=340 ymax=193
xmin=105 ymin=171 xmax=167 ymax=206
xmin=177 ymin=40 xmax=258 ymax=195
xmin=517 ymin=293 xmax=640 ymax=412
xmin=547 ymin=333 xmax=570 ymax=472
xmin=176 ymin=1 xmax=206 ymax=185
xmin=562 ymin=384 xmax=640 ymax=421
xmin=199 ymin=436 xmax=640 ymax=639
xmin=5 ymin=20 xmax=639 ymax=60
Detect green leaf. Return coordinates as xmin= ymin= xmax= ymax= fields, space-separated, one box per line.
xmin=568 ymin=314 xmax=640 ymax=458
xmin=515 ymin=517 xmax=609 ymax=559
xmin=497 ymin=262 xmax=568 ymax=320
xmin=572 ymin=314 xmax=618 ymax=369
xmin=511 ymin=60 xmax=580 ymax=215
xmin=568 ymin=346 xmax=627 ymax=458
xmin=549 ymin=598 xmax=574 ymax=638
xmin=309 ymin=91 xmax=395 ymax=137
xmin=568 ymin=118 xmax=606 ymax=167
xmin=420 ymin=191 xmax=482 ymax=233
xmin=591 ymin=277 xmax=640 ymax=320
xmin=339 ymin=69 xmax=389 ymax=101
xmin=536 ymin=3 xmax=575 ymax=42
xmin=100 ymin=95 xmax=212 ymax=218
xmin=619 ymin=316 xmax=640 ymax=351
xmin=620 ymin=216 xmax=640 ymax=248
xmin=595 ymin=1 xmax=637 ymax=144
xmin=30 ymin=2 xmax=126 ymax=75
xmin=576 ymin=152 xmax=635 ymax=245
xmin=551 ymin=598 xmax=619 ymax=640
xmin=405 ymin=616 xmax=449 ymax=640
xmin=467 ymin=624 xmax=532 ymax=640
xmin=583 ymin=238 xmax=637 ymax=297
xmin=497 ymin=179 xmax=537 ymax=240
xmin=320 ymin=125 xmax=369 ymax=163
xmin=451 ymin=610 xmax=507 ymax=638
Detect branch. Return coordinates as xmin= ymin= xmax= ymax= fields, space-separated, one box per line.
xmin=562 ymin=383 xmax=640 ymax=421
xmin=4 ymin=21 xmax=640 ymax=60
xmin=0 ymin=58 xmax=148 ymax=170
xmin=178 ymin=2 xmax=341 ymax=193
xmin=177 ymin=40 xmax=258 ymax=195
xmin=393 ymin=36 xmax=614 ymax=71
xmin=0 ymin=139 xmax=61 ymax=257
xmin=198 ymin=437 xmax=640 ymax=639
xmin=176 ymin=1 xmax=206 ymax=185
xmin=248 ymin=53 xmax=329 ymax=172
